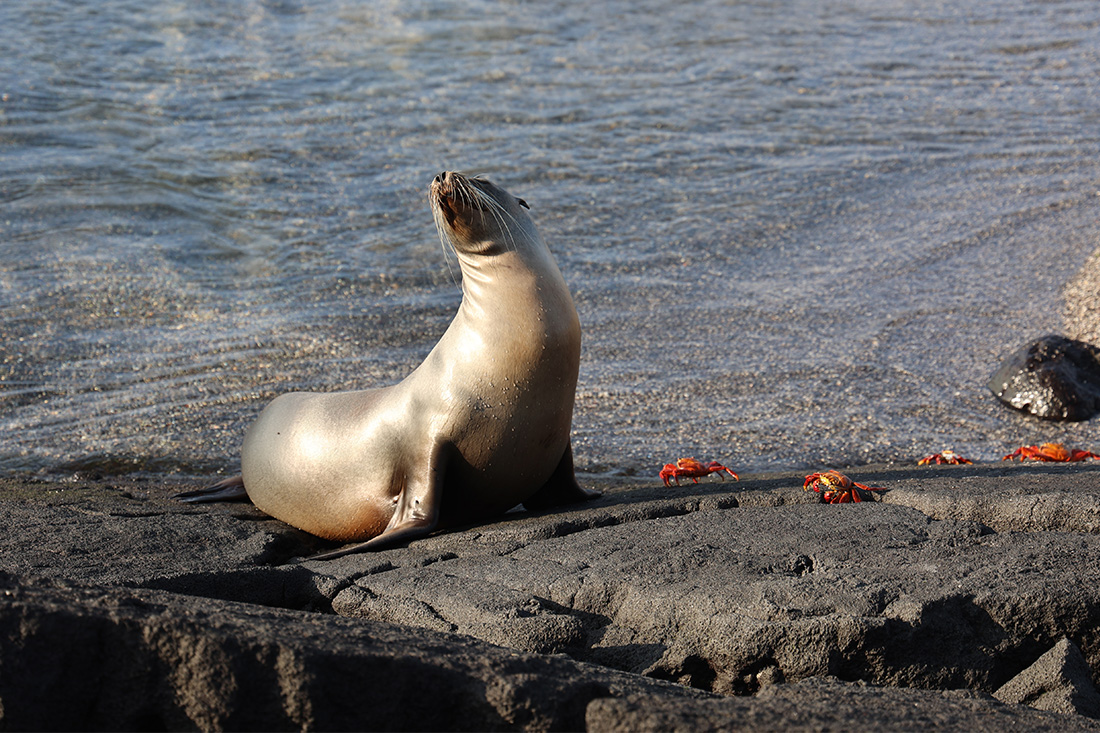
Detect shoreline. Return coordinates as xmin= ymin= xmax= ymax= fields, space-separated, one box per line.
xmin=1064 ymin=246 xmax=1100 ymax=347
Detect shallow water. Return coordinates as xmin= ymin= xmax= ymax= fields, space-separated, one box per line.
xmin=3 ymin=0 xmax=1100 ymax=478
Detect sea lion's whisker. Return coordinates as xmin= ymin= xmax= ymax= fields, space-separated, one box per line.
xmin=465 ymin=183 xmax=522 ymax=253
xmin=431 ymin=203 xmax=460 ymax=285
xmin=482 ymin=196 xmax=522 ymax=253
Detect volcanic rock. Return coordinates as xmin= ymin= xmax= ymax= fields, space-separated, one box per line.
xmin=587 ymin=678 xmax=1098 ymax=732
xmin=989 ymin=334 xmax=1100 ymax=421
xmin=4 ymin=466 xmax=1100 ymax=730
xmin=995 ymin=638 xmax=1100 ymax=719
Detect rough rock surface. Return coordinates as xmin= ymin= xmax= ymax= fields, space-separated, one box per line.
xmin=587 ymin=678 xmax=1099 ymax=732
xmin=3 ymin=464 xmax=1100 ymax=730
xmin=0 ymin=572 xmax=707 ymax=731
xmin=988 ymin=334 xmax=1100 ymax=421
xmin=995 ymin=638 xmax=1100 ymax=719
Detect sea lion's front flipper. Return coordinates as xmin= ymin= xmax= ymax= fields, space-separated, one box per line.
xmin=307 ymin=441 xmax=447 ymax=561
xmin=173 ymin=475 xmax=249 ymax=503
xmin=523 ymin=441 xmax=601 ymax=511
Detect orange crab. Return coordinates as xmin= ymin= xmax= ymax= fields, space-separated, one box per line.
xmin=1002 ymin=443 xmax=1100 ymax=462
xmin=660 ymin=457 xmax=739 ymax=486
xmin=803 ymin=470 xmax=885 ymax=504
xmin=917 ymin=450 xmax=973 ymax=466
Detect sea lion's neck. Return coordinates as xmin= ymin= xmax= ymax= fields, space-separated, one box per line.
xmin=454 ymin=246 xmax=577 ymax=342
xmin=457 ymin=246 xmax=561 ymax=305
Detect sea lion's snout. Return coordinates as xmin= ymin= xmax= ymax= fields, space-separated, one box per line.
xmin=433 ymin=170 xmax=465 ymax=195
xmin=429 ymin=171 xmax=521 ymax=255
xmin=431 ymin=172 xmax=460 ymax=228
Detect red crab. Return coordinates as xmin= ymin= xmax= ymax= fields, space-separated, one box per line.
xmin=803 ymin=470 xmax=885 ymax=504
xmin=917 ymin=449 xmax=973 ymax=466
xmin=660 ymin=457 xmax=739 ymax=486
xmin=1002 ymin=443 xmax=1100 ymax=462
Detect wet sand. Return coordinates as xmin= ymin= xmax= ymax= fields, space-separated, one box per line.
xmin=1065 ymin=247 xmax=1100 ymax=347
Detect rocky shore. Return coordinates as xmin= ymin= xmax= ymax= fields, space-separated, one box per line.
xmin=3 ymin=461 xmax=1100 ymax=731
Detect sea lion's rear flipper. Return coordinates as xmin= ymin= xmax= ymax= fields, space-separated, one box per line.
xmin=307 ymin=442 xmax=447 ymax=561
xmin=523 ymin=441 xmax=601 ymax=511
xmin=173 ymin=475 xmax=249 ymax=503
xmin=306 ymin=516 xmax=437 ymax=560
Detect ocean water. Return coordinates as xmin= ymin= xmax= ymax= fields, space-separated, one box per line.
xmin=3 ymin=0 xmax=1100 ymax=478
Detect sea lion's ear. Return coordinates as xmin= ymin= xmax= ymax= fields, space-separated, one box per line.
xmin=517 ymin=198 xmax=530 ymax=209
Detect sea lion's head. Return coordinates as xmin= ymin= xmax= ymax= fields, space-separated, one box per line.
xmin=430 ymin=171 xmax=533 ymax=256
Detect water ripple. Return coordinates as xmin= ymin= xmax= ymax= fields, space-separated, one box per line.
xmin=3 ymin=0 xmax=1100 ymax=475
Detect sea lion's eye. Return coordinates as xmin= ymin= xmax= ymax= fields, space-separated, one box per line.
xmin=517 ymin=198 xmax=529 ymax=209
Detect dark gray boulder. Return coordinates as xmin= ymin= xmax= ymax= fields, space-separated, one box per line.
xmin=989 ymin=334 xmax=1100 ymax=421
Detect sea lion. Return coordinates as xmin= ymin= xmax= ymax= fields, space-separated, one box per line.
xmin=178 ymin=172 xmax=598 ymax=558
